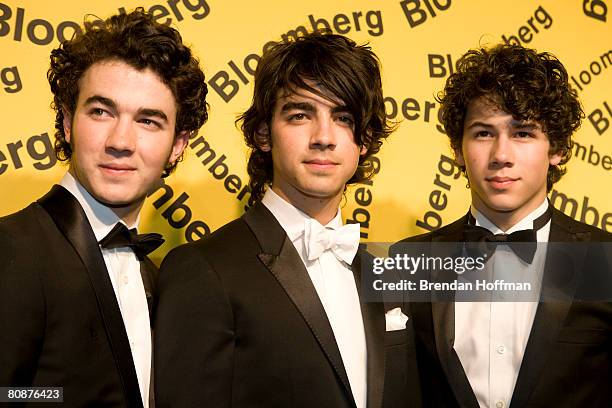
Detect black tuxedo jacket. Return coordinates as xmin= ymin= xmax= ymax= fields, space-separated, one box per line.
xmin=395 ymin=208 xmax=612 ymax=407
xmin=154 ymin=202 xmax=421 ymax=407
xmin=0 ymin=185 xmax=154 ymax=407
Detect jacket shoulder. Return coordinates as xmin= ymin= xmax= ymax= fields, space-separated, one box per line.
xmin=552 ymin=208 xmax=612 ymax=241
xmin=395 ymin=216 xmax=467 ymax=244
xmin=163 ymin=217 xmax=256 ymax=262
xmin=0 ymin=202 xmax=50 ymax=246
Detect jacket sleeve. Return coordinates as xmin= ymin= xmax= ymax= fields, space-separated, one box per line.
xmin=0 ymin=224 xmax=46 ymax=386
xmin=154 ymin=243 xmax=235 ymax=408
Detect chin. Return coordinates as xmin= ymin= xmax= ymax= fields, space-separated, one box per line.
xmin=301 ymin=185 xmax=344 ymax=200
xmin=482 ymin=197 xmax=523 ymax=213
xmin=90 ymin=189 xmax=140 ymax=208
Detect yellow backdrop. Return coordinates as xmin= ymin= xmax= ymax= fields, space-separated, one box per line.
xmin=0 ymin=0 xmax=610 ymax=263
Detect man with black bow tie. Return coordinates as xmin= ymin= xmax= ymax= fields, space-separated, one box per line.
xmin=155 ymin=33 xmax=421 ymax=408
xmin=396 ymin=44 xmax=612 ymax=407
xmin=0 ymin=9 xmax=207 ymax=407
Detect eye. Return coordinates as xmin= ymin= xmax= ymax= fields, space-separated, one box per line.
xmin=475 ymin=130 xmax=490 ymax=138
xmin=288 ymin=113 xmax=307 ymax=121
xmin=516 ymin=131 xmax=532 ymax=138
xmin=89 ymin=108 xmax=107 ymax=117
xmin=337 ymin=115 xmax=355 ymax=126
xmin=139 ymin=118 xmax=162 ymax=128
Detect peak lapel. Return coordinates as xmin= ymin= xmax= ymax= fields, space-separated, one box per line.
xmin=509 ymin=210 xmax=587 ymax=407
xmin=38 ymin=185 xmax=143 ymax=408
xmin=244 ymin=203 xmax=355 ymax=405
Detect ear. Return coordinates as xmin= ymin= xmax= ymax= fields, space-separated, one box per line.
xmin=549 ymin=150 xmax=562 ymax=166
xmin=62 ymin=107 xmax=72 ymax=143
xmin=169 ymin=130 xmax=190 ymax=164
xmin=255 ymin=122 xmax=271 ymax=152
xmin=454 ymin=148 xmax=465 ymax=166
xmin=360 ymin=145 xmax=368 ymax=156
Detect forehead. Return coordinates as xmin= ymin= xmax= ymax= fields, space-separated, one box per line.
xmin=464 ymin=96 xmax=541 ymax=128
xmin=77 ymin=60 xmax=176 ymax=112
xmin=275 ymin=83 xmax=345 ymax=109
xmin=465 ymin=97 xmax=508 ymax=119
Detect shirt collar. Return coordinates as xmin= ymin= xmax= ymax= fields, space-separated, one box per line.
xmin=261 ymin=188 xmax=342 ymax=242
xmin=59 ymin=172 xmax=139 ymax=242
xmin=470 ymin=198 xmax=549 ymax=234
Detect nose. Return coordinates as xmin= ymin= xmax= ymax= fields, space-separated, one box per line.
xmin=310 ymin=117 xmax=337 ymax=151
xmin=489 ymin=134 xmax=514 ymax=168
xmin=105 ymin=117 xmax=136 ymax=155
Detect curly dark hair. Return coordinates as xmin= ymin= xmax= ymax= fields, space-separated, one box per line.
xmin=236 ymin=32 xmax=394 ymax=203
xmin=48 ymin=7 xmax=208 ymax=177
xmin=437 ymin=44 xmax=583 ymax=191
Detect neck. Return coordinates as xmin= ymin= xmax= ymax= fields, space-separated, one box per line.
xmin=109 ymin=201 xmax=143 ymax=226
xmin=271 ymin=185 xmax=342 ymax=225
xmin=471 ymin=192 xmax=547 ymax=232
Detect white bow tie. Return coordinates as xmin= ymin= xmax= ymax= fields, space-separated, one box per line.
xmin=304 ymin=219 xmax=360 ymax=264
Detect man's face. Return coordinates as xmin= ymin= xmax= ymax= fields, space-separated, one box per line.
xmin=64 ymin=60 xmax=188 ymax=208
xmin=457 ymin=97 xmax=561 ymax=223
xmin=260 ymin=87 xmax=365 ymax=206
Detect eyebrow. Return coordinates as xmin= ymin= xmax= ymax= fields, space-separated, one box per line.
xmin=465 ymin=121 xmax=493 ymax=129
xmin=465 ymin=120 xmax=539 ymax=130
xmin=84 ymin=95 xmax=116 ymax=109
xmin=84 ymin=95 xmax=168 ymax=122
xmin=280 ymin=101 xmax=352 ymax=115
xmin=280 ymin=101 xmax=316 ymax=113
xmin=510 ymin=120 xmax=539 ymax=130
xmin=139 ymin=108 xmax=168 ymax=122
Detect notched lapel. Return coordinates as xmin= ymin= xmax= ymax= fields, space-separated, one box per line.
xmin=38 ymin=185 xmax=143 ymax=408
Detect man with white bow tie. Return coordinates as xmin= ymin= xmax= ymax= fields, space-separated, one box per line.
xmin=154 ymin=32 xmax=421 ymax=408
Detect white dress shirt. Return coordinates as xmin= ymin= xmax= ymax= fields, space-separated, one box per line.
xmin=262 ymin=188 xmax=367 ymax=408
xmin=60 ymin=173 xmax=151 ymax=408
xmin=454 ymin=199 xmax=550 ymax=408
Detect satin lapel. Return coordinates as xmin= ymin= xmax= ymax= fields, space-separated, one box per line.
xmin=244 ymin=203 xmax=354 ymax=404
xmin=139 ymin=256 xmax=158 ymax=324
xmin=38 ymin=185 xmax=143 ymax=408
xmin=353 ymin=250 xmax=384 ymax=408
xmin=509 ymin=211 xmax=586 ymax=407
xmin=430 ymin=215 xmax=479 ymax=408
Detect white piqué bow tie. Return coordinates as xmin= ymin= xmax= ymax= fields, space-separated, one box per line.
xmin=304 ymin=218 xmax=360 ymax=264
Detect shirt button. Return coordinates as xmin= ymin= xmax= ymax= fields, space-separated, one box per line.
xmin=496 ymin=400 xmax=504 ymax=408
xmin=122 ymin=275 xmax=129 ymax=285
xmin=496 ymin=345 xmax=505 ymax=354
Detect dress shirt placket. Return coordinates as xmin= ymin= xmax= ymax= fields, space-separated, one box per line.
xmin=112 ymin=249 xmax=151 ymax=408
xmin=317 ymin=249 xmax=367 ymax=408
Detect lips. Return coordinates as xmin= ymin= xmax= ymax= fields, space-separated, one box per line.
xmin=99 ymin=163 xmax=136 ymax=174
xmin=303 ymin=159 xmax=338 ymax=169
xmin=486 ymin=176 xmax=518 ymax=189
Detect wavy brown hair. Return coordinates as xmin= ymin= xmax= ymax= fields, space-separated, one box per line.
xmin=236 ymin=33 xmax=394 ymax=203
xmin=438 ymin=44 xmax=583 ymax=191
xmin=48 ymin=8 xmax=208 ymax=177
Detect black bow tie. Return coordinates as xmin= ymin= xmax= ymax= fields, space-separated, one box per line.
xmin=463 ymin=206 xmax=552 ymax=264
xmin=99 ymin=223 xmax=164 ymax=260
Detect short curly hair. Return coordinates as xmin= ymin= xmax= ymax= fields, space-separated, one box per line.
xmin=437 ymin=44 xmax=583 ymax=191
xmin=48 ymin=8 xmax=208 ymax=177
xmin=236 ymin=32 xmax=394 ymax=203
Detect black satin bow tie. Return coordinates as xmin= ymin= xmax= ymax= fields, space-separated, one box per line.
xmin=463 ymin=206 xmax=552 ymax=264
xmin=99 ymin=223 xmax=164 ymax=260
